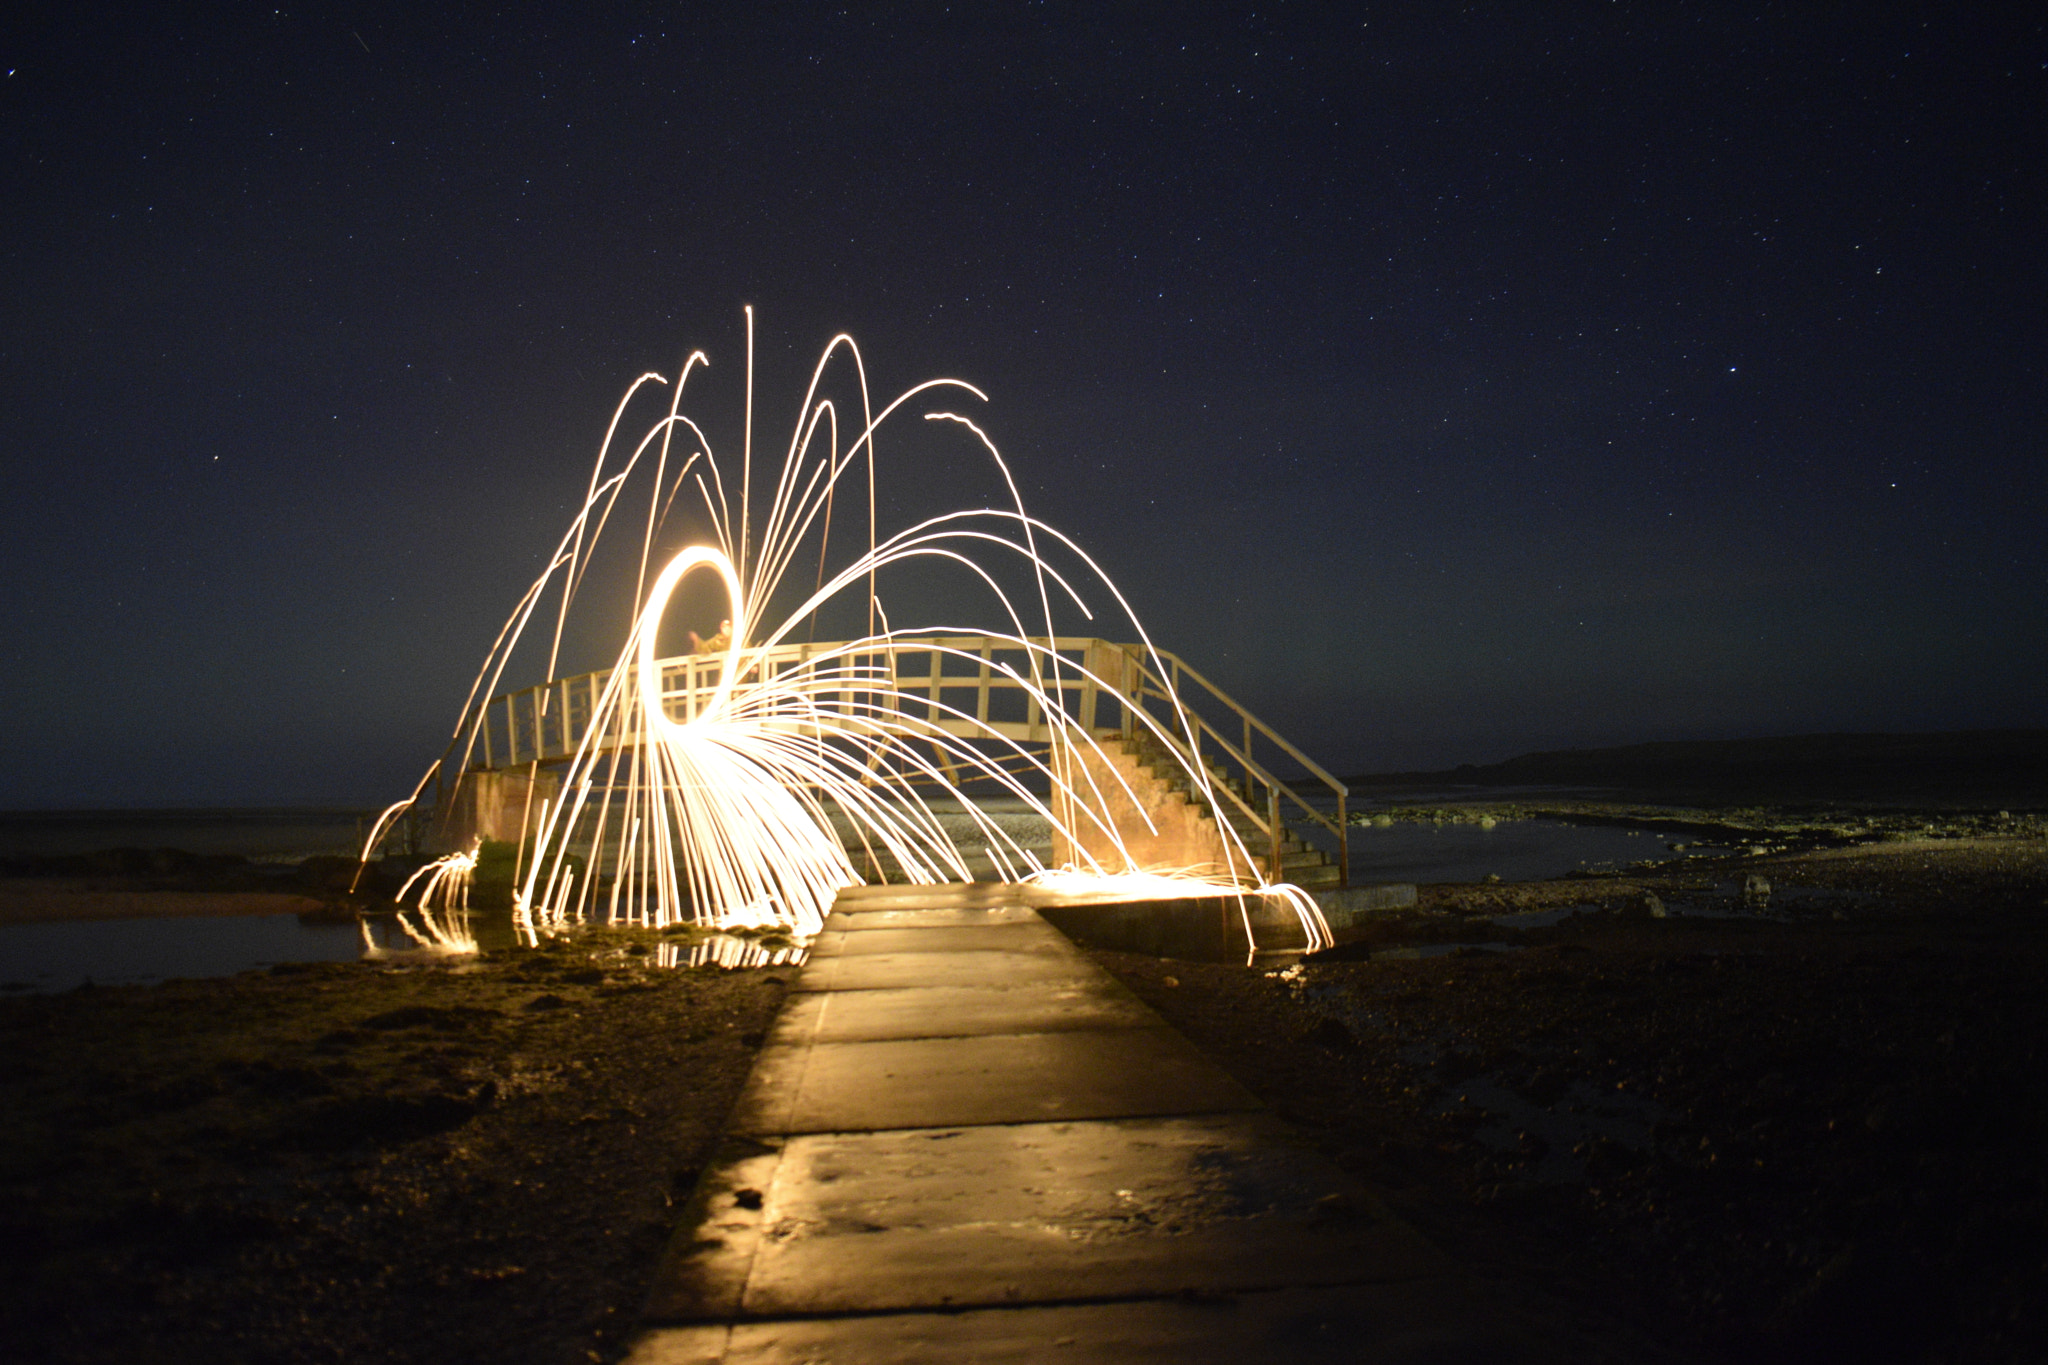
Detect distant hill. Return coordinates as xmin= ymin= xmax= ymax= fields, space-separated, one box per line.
xmin=1348 ymin=730 xmax=2048 ymax=806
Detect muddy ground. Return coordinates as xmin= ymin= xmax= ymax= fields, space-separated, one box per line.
xmin=1093 ymin=834 xmax=2048 ymax=1364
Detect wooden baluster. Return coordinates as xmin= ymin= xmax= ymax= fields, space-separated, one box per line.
xmin=1080 ymin=640 xmax=1099 ymax=735
xmin=1338 ymin=791 xmax=1350 ymax=889
xmin=1267 ymin=787 xmax=1282 ymax=885
xmin=985 ymin=640 xmax=998 ymax=734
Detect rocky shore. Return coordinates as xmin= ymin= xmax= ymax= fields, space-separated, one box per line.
xmin=0 ymin=923 xmax=787 ymax=1364
xmin=1095 ymin=834 xmax=2048 ymax=1362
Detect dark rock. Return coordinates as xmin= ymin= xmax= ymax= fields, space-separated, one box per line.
xmin=312 ymin=1028 xmax=367 ymax=1050
xmin=1517 ymin=1068 xmax=1569 ymax=1107
xmin=1573 ymin=1136 xmax=1638 ymax=1179
xmin=281 ymin=1092 xmax=483 ymax=1149
xmin=1768 ymin=1240 xmax=1943 ymax=1360
xmin=295 ymin=854 xmax=366 ymax=890
xmin=357 ymin=1005 xmax=501 ymax=1031
xmin=1304 ymin=1016 xmax=1357 ymax=1051
xmin=222 ymin=1059 xmax=335 ymax=1098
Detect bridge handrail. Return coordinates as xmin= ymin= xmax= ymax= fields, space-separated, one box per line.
xmin=1108 ymin=644 xmax=1349 ymax=884
xmin=474 ymin=634 xmax=1346 ymax=886
xmin=478 ymin=635 xmax=1127 ymax=769
xmin=1143 ymin=649 xmax=1348 ymax=797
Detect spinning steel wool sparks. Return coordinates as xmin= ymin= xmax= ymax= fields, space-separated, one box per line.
xmin=367 ymin=313 xmax=1331 ymax=956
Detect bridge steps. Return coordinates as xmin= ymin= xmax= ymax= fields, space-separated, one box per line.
xmin=1111 ymin=731 xmax=1344 ymax=890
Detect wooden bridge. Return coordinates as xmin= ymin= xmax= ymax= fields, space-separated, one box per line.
xmin=469 ymin=636 xmax=1348 ymax=889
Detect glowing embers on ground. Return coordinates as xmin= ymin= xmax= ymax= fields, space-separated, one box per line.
xmin=1026 ymin=866 xmax=1327 ymax=939
xmin=395 ymin=312 xmax=1330 ymax=957
xmin=1026 ymin=866 xmax=1313 ymax=904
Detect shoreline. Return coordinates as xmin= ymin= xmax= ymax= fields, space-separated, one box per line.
xmin=0 ymin=883 xmax=339 ymax=926
xmin=1 ymin=831 xmax=2043 ymax=1359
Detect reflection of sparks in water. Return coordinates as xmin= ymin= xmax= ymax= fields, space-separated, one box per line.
xmin=656 ymin=937 xmax=810 ymax=971
xmin=382 ymin=312 xmax=1327 ymax=957
xmin=357 ymin=912 xmax=475 ymax=961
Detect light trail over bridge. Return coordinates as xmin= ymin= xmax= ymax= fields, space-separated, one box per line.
xmin=470 ymin=634 xmax=1347 ymax=892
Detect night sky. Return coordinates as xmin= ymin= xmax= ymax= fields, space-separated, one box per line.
xmin=4 ymin=4 xmax=2043 ymax=809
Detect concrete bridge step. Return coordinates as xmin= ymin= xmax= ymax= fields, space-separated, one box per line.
xmin=1287 ymin=862 xmax=1343 ymax=889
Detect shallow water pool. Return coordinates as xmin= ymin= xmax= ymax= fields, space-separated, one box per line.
xmin=0 ymin=914 xmax=367 ymax=993
xmin=1341 ymin=818 xmax=1681 ymax=885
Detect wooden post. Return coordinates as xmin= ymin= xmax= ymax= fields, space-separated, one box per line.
xmin=976 ymin=639 xmax=992 ymax=727
xmin=1268 ymin=787 xmax=1283 ymax=885
xmin=1337 ymin=790 xmax=1349 ymax=889
xmin=1080 ymin=640 xmax=1100 ymax=735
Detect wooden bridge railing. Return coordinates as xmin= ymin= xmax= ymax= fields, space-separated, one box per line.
xmin=476 ymin=635 xmax=1346 ymax=883
xmin=1096 ymin=643 xmax=1350 ymax=888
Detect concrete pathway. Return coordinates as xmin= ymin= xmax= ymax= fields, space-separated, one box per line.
xmin=625 ymin=884 xmax=1568 ymax=1364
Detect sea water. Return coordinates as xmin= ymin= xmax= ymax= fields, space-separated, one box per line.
xmin=0 ymin=913 xmax=366 ymax=993
xmin=1339 ymin=817 xmax=1684 ymax=885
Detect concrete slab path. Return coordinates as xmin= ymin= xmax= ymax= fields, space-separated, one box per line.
xmin=626 ymin=885 xmax=1571 ymax=1364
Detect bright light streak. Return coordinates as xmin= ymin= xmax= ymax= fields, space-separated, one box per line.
xmin=399 ymin=314 xmax=1330 ymax=957
xmin=381 ymin=843 xmax=479 ymax=955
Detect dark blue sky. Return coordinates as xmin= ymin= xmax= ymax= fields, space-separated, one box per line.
xmin=3 ymin=3 xmax=2043 ymax=807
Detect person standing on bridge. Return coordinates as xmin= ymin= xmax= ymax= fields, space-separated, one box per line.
xmin=688 ymin=619 xmax=731 ymax=655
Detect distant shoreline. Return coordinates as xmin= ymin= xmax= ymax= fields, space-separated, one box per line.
xmin=1348 ymin=728 xmax=2048 ymax=807
xmin=0 ymin=808 xmax=370 ymax=863
xmin=0 ymin=884 xmax=333 ymax=927
xmin=0 ymin=806 xmax=374 ymax=822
